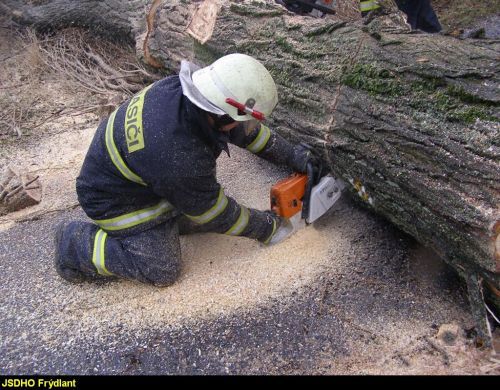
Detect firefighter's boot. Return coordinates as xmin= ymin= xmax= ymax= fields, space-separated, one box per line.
xmin=54 ymin=221 xmax=90 ymax=283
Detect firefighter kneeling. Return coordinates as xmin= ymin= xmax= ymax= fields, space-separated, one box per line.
xmin=54 ymin=54 xmax=314 ymax=286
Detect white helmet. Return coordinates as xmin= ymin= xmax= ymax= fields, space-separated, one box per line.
xmin=192 ymin=53 xmax=278 ymax=122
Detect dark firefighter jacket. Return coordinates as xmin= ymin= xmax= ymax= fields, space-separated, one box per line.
xmin=76 ymin=75 xmax=296 ymax=243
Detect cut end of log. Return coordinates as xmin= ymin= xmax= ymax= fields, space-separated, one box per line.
xmin=23 ymin=174 xmax=42 ymax=203
xmin=186 ymin=0 xmax=221 ymax=45
xmin=0 ymin=167 xmax=42 ymax=214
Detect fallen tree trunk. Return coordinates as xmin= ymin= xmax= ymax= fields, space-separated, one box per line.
xmin=3 ymin=0 xmax=499 ymax=291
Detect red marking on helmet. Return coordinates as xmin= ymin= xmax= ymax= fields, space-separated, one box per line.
xmin=226 ymin=98 xmax=265 ymax=121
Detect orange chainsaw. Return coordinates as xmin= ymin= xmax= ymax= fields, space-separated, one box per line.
xmin=270 ymin=161 xmax=344 ymax=227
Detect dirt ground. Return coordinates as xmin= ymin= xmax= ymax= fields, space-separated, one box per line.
xmin=0 ymin=13 xmax=499 ymax=375
xmin=433 ymin=0 xmax=500 ymax=35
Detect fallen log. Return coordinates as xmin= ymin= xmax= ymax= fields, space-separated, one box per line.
xmin=3 ymin=1 xmax=499 ymax=298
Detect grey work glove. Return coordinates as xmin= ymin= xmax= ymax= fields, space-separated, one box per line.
xmin=263 ymin=213 xmax=295 ymax=246
xmin=288 ymin=142 xmax=316 ymax=173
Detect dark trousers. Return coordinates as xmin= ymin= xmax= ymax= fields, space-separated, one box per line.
xmin=395 ymin=0 xmax=442 ymax=33
xmin=57 ymin=216 xmax=208 ymax=286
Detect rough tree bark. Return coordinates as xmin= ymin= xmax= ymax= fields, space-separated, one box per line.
xmin=3 ymin=1 xmax=499 ymax=296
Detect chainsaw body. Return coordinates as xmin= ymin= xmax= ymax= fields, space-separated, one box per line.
xmin=306 ymin=174 xmax=344 ymax=223
xmin=270 ymin=173 xmax=307 ymax=219
xmin=270 ymin=165 xmax=344 ymax=224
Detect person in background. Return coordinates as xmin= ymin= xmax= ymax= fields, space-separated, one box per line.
xmin=360 ymin=0 xmax=442 ymax=33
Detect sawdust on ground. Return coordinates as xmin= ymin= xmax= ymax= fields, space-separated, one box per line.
xmin=11 ymin=144 xmax=352 ymax=340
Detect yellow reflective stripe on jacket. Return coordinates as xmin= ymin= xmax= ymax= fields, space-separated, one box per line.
xmin=105 ymin=109 xmax=147 ymax=186
xmin=360 ymin=0 xmax=380 ymax=12
xmin=93 ymin=200 xmax=173 ymax=231
xmin=263 ymin=218 xmax=277 ymax=245
xmin=186 ymin=188 xmax=228 ymax=225
xmin=125 ymin=84 xmax=152 ymax=153
xmin=225 ymin=206 xmax=250 ymax=236
xmin=246 ymin=124 xmax=271 ymax=154
xmin=92 ymin=229 xmax=113 ymax=276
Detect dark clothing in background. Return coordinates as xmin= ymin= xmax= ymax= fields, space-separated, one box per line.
xmin=395 ymin=0 xmax=442 ymax=33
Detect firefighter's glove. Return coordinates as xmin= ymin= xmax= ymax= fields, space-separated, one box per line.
xmin=289 ymin=142 xmax=316 ymax=173
xmin=263 ymin=213 xmax=295 ymax=246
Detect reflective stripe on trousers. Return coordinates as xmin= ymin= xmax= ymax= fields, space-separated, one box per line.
xmin=92 ymin=200 xmax=174 ymax=231
xmin=92 ymin=229 xmax=113 ymax=276
xmin=225 ymin=206 xmax=250 ymax=236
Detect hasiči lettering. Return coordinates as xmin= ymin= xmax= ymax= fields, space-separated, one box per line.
xmin=124 ymin=85 xmax=152 ymax=153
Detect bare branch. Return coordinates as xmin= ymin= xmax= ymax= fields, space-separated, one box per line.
xmin=33 ymin=29 xmax=160 ymax=100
